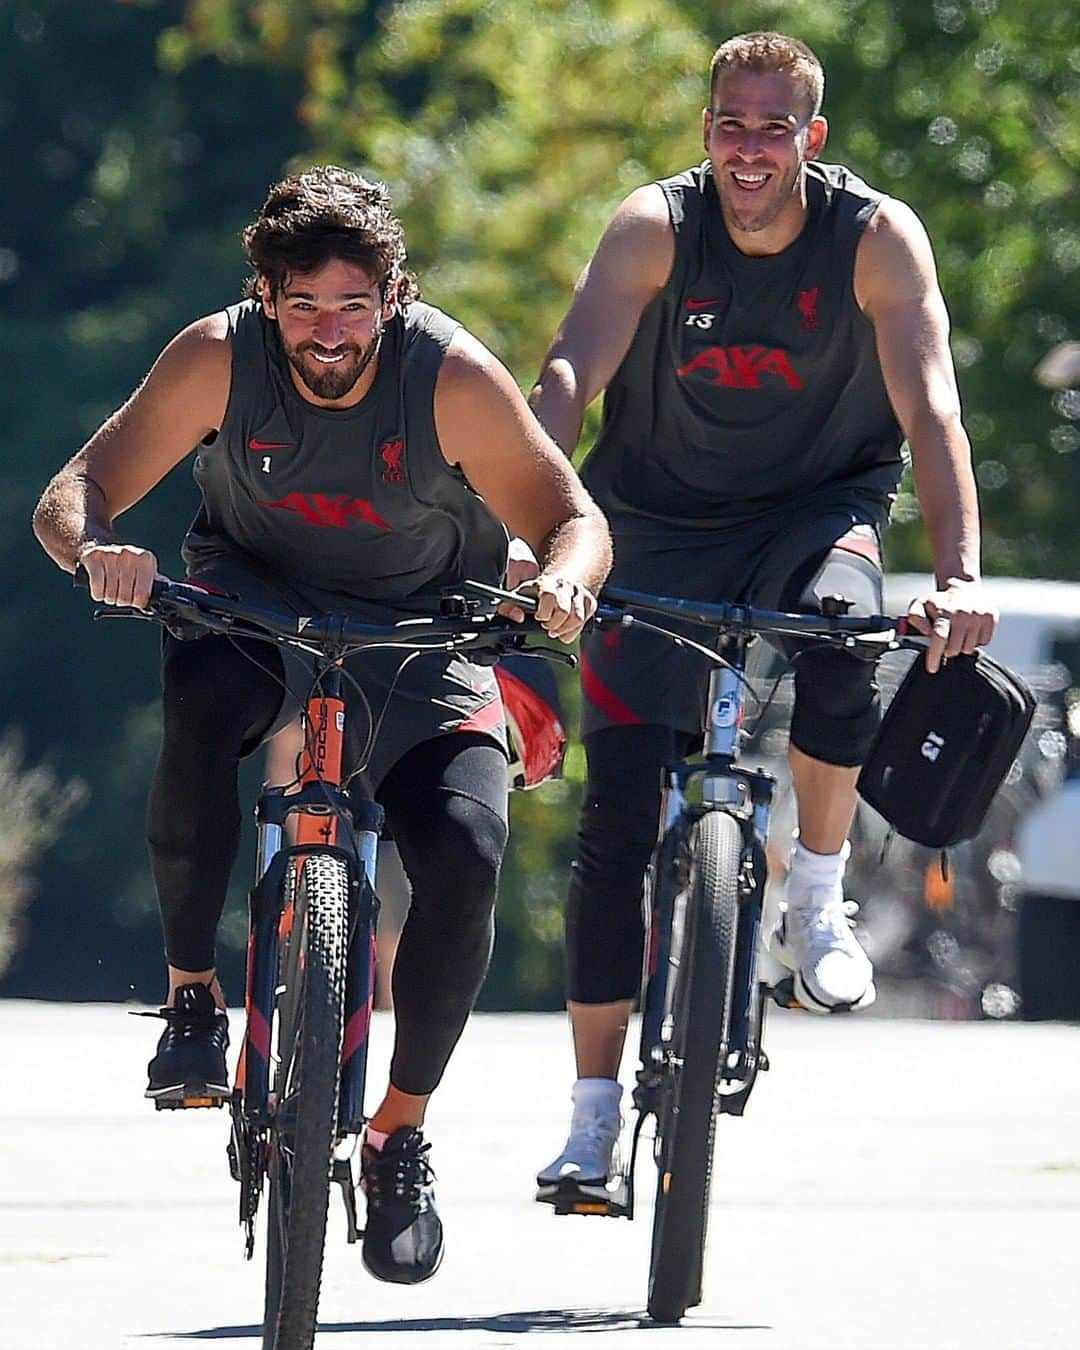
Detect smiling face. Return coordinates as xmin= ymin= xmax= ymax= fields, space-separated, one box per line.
xmin=704 ymin=69 xmax=828 ymax=254
xmin=260 ymin=258 xmax=397 ymax=407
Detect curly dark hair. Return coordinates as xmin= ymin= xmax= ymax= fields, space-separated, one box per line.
xmin=242 ymin=165 xmax=420 ymax=305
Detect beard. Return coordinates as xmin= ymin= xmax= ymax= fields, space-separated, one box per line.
xmin=282 ymin=316 xmax=383 ymax=401
xmin=717 ymin=162 xmax=800 ymax=236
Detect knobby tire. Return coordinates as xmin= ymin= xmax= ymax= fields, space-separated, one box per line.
xmin=647 ymin=809 xmax=741 ymax=1324
xmin=263 ymin=853 xmax=349 ymax=1350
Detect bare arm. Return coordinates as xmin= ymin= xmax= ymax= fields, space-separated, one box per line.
xmin=434 ymin=331 xmax=612 ymax=641
xmin=855 ymin=199 xmax=997 ymax=670
xmin=529 ymin=183 xmax=674 ymax=455
xmin=32 ymin=314 xmax=231 ymax=607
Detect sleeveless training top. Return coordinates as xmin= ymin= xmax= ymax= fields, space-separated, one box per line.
xmin=180 ymin=299 xmax=510 ymax=791
xmin=580 ymin=161 xmax=904 ymax=538
xmin=184 ymin=298 xmax=508 ymax=610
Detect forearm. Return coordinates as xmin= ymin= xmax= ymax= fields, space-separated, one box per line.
xmin=536 ymin=511 xmax=613 ymax=594
xmin=529 ymin=357 xmax=588 ymax=459
xmin=32 ymin=468 xmax=119 ymax=572
xmin=908 ymin=414 xmax=983 ymax=585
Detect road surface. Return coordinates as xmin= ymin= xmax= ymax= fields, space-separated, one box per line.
xmin=1 ymin=1003 xmax=1078 ymax=1349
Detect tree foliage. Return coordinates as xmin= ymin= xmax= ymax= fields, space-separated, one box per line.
xmin=3 ymin=0 xmax=1078 ymax=1003
xmin=173 ymin=0 xmax=1080 ymax=576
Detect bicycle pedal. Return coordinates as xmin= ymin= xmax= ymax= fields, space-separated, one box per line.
xmin=152 ymin=1093 xmax=227 ymax=1110
xmin=767 ymin=976 xmax=803 ymax=1010
xmin=536 ymin=1178 xmax=630 ymax=1219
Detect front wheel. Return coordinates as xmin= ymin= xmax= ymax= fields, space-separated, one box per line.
xmin=647 ymin=810 xmax=741 ymax=1324
xmin=263 ymin=852 xmax=349 ymax=1350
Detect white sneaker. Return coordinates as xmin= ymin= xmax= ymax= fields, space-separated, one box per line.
xmin=536 ymin=1079 xmax=622 ymax=1197
xmin=767 ymin=887 xmax=876 ymax=1013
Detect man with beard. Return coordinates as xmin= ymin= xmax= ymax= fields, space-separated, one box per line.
xmin=33 ymin=166 xmax=611 ymax=1283
xmin=531 ymin=31 xmax=996 ymax=1205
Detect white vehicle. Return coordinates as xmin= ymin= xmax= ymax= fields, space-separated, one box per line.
xmin=885 ymin=575 xmax=1080 ymax=1020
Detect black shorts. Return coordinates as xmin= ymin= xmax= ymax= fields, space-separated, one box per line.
xmin=185 ymin=554 xmax=508 ymax=796
xmin=581 ymin=498 xmax=888 ymax=738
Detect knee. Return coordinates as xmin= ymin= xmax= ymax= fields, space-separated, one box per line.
xmin=402 ymin=795 xmax=507 ymax=922
xmin=575 ymin=799 xmax=656 ymax=878
xmin=790 ymin=647 xmax=880 ymax=766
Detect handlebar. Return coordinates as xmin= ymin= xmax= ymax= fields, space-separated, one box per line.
xmin=468 ymin=579 xmax=924 ymax=656
xmin=73 ymin=570 xmax=567 ymax=665
xmin=74 ymin=569 xmax=926 ymax=666
xmin=596 ymin=584 xmax=924 ymax=650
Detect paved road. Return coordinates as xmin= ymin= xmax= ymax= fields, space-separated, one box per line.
xmin=2 ymin=1002 xmax=1078 ymax=1350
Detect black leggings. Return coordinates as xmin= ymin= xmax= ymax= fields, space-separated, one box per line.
xmin=567 ymin=544 xmax=884 ymax=1003
xmin=566 ymin=724 xmax=695 ymax=1005
xmin=567 ymin=647 xmax=882 ymax=1004
xmin=148 ymin=632 xmax=508 ymax=1095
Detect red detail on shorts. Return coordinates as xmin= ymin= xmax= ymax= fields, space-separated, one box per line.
xmin=185 ymin=580 xmax=229 ymax=596
xmin=247 ymin=1005 xmax=271 ymax=1061
xmin=580 ymin=649 xmax=645 ymax=726
xmin=834 ymin=530 xmax=881 ymax=565
xmin=457 ymin=696 xmax=505 ymax=735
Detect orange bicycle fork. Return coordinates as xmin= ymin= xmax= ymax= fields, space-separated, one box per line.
xmin=236 ymin=664 xmax=383 ymax=1136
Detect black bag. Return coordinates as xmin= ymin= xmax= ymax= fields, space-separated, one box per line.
xmin=857 ymin=650 xmax=1036 ymax=848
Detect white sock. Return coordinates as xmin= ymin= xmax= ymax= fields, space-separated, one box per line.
xmin=365 ymin=1126 xmax=390 ymax=1151
xmin=571 ymin=1076 xmax=622 ymax=1122
xmin=787 ymin=837 xmax=850 ymax=907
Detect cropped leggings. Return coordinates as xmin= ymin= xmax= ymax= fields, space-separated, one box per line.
xmin=567 ymin=544 xmax=885 ymax=1005
xmin=147 ymin=632 xmax=508 ymax=1095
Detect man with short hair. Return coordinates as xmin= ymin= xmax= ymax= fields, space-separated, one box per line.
xmin=33 ymin=165 xmax=612 ymax=1282
xmin=531 ymin=31 xmax=996 ymax=1203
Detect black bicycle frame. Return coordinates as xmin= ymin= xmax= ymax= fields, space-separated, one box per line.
xmin=638 ymin=631 xmax=775 ymax=1127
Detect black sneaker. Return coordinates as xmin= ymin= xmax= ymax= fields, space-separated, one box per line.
xmin=360 ymin=1127 xmax=444 ymax=1284
xmin=144 ymin=982 xmax=230 ymax=1107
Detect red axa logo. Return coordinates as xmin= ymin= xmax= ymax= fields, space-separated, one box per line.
xmin=797 ymin=287 xmax=820 ymax=332
xmin=380 ymin=437 xmax=406 ymax=484
xmin=259 ymin=492 xmax=392 ymax=531
xmin=677 ymin=345 xmax=803 ymax=390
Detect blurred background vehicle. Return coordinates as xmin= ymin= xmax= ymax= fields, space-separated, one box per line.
xmin=745 ymin=574 xmax=1080 ymax=1021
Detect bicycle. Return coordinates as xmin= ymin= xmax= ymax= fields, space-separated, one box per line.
xmin=531 ymin=582 xmax=925 ymax=1324
xmin=79 ymin=572 xmax=564 ymax=1350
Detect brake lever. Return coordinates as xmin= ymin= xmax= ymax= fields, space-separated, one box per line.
xmin=91 ymin=603 xmax=154 ymax=621
xmin=460 ymin=579 xmax=540 ymax=613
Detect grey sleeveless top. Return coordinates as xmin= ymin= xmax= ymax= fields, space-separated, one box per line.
xmin=580 ymin=161 xmax=904 ymax=539
xmin=184 ymin=299 xmax=508 ymax=611
xmin=180 ymin=299 xmax=510 ymax=791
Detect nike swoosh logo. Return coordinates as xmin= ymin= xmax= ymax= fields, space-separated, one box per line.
xmin=685 ymin=297 xmax=725 ymax=311
xmin=248 ymin=438 xmax=291 ymax=451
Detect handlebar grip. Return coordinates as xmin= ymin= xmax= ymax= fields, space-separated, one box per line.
xmin=73 ymin=562 xmax=171 ymax=606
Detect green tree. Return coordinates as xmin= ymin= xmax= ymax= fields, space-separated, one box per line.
xmin=2 ymin=0 xmax=304 ymax=997
xmin=0 ymin=736 xmax=86 ymax=977
xmin=172 ymin=0 xmax=1080 ymax=580
xmin=4 ymin=0 xmax=1078 ymax=1006
xmin=165 ymin=0 xmax=1079 ymax=1004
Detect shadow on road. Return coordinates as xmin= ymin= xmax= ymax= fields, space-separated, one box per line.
xmin=160 ymin=1307 xmax=771 ymax=1337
